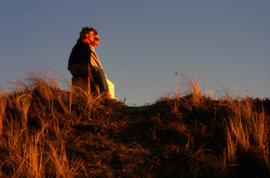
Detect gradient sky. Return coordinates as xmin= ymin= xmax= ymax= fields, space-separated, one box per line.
xmin=1 ymin=0 xmax=270 ymax=105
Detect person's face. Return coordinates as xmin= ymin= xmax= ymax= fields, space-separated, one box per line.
xmin=85 ymin=31 xmax=95 ymax=44
xmin=93 ymin=34 xmax=100 ymax=47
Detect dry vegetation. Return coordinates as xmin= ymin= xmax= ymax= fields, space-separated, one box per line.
xmin=0 ymin=77 xmax=270 ymax=178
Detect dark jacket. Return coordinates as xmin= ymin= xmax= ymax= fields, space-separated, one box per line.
xmin=68 ymin=40 xmax=91 ymax=77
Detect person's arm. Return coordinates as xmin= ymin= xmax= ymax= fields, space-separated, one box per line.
xmin=68 ymin=43 xmax=91 ymax=77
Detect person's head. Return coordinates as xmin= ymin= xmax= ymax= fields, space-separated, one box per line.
xmin=78 ymin=26 xmax=98 ymax=44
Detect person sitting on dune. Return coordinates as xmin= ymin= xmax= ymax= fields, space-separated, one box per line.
xmin=68 ymin=26 xmax=115 ymax=98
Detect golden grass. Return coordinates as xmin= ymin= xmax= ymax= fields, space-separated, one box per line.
xmin=0 ymin=94 xmax=6 ymax=136
xmin=225 ymin=98 xmax=269 ymax=168
xmin=0 ymin=76 xmax=269 ymax=177
xmin=186 ymin=77 xmax=203 ymax=106
xmin=0 ymin=77 xmax=86 ymax=177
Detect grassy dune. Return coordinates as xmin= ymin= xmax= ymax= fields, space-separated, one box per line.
xmin=0 ymin=78 xmax=270 ymax=177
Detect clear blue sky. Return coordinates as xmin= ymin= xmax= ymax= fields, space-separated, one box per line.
xmin=1 ymin=0 xmax=270 ymax=105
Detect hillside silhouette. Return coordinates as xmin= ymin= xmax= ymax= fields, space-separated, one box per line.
xmin=0 ymin=77 xmax=270 ymax=178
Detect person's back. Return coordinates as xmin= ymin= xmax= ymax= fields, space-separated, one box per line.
xmin=68 ymin=40 xmax=90 ymax=78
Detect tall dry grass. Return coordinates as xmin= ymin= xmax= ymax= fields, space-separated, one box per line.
xmin=0 ymin=77 xmax=90 ymax=177
xmin=225 ymin=98 xmax=269 ymax=168
xmin=0 ymin=93 xmax=6 ymax=136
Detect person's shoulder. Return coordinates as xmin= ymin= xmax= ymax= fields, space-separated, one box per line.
xmin=73 ymin=41 xmax=89 ymax=50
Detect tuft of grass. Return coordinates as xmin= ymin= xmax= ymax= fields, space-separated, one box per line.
xmin=186 ymin=77 xmax=203 ymax=107
xmin=47 ymin=142 xmax=82 ymax=178
xmin=225 ymin=98 xmax=269 ymax=169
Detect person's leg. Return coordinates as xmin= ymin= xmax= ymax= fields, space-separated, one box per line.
xmin=92 ymin=67 xmax=109 ymax=95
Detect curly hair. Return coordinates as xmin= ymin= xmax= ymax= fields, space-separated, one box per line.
xmin=79 ymin=26 xmax=98 ymax=40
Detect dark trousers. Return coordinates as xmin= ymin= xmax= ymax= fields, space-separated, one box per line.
xmin=92 ymin=67 xmax=109 ymax=95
